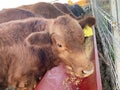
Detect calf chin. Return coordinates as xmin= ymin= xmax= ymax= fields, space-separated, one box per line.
xmin=75 ymin=62 xmax=94 ymax=78
xmin=5 ymin=86 xmax=16 ymax=90
xmin=6 ymin=87 xmax=34 ymax=90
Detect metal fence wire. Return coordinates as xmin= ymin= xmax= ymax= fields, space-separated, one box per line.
xmin=91 ymin=0 xmax=120 ymax=90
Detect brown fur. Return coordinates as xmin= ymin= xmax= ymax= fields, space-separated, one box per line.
xmin=25 ymin=15 xmax=94 ymax=78
xmin=0 ymin=17 xmax=47 ymax=47
xmin=0 ymin=15 xmax=95 ymax=47
xmin=53 ymin=3 xmax=70 ymax=14
xmin=0 ymin=44 xmax=58 ymax=90
xmin=18 ymin=2 xmax=95 ymax=27
xmin=18 ymin=2 xmax=79 ymax=19
xmin=0 ymin=8 xmax=35 ymax=24
xmin=0 ymin=15 xmax=94 ymax=89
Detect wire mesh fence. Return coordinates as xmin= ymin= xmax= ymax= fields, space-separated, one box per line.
xmin=91 ymin=0 xmax=120 ymax=90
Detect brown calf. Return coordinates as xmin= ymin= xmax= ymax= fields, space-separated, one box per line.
xmin=0 ymin=15 xmax=95 ymax=89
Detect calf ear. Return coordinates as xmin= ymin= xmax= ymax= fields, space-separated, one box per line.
xmin=25 ymin=31 xmax=52 ymax=48
xmin=79 ymin=16 xmax=96 ymax=29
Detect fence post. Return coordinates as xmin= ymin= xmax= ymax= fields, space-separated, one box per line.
xmin=116 ymin=0 xmax=120 ymax=88
xmin=111 ymin=0 xmax=120 ymax=89
xmin=116 ymin=0 xmax=120 ymax=23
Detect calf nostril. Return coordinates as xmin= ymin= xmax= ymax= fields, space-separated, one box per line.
xmin=82 ymin=69 xmax=94 ymax=75
xmin=82 ymin=70 xmax=87 ymax=74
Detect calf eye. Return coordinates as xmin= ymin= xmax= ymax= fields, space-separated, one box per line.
xmin=57 ymin=43 xmax=62 ymax=47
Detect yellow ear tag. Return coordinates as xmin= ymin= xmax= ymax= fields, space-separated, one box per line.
xmin=83 ymin=25 xmax=93 ymax=37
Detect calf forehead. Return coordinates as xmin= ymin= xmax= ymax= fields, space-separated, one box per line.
xmin=64 ymin=31 xmax=84 ymax=50
xmin=53 ymin=15 xmax=84 ymax=49
xmin=63 ymin=25 xmax=83 ymax=41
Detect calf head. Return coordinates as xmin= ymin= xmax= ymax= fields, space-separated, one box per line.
xmin=25 ymin=15 xmax=95 ymax=78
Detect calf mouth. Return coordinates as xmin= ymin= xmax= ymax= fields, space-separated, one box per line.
xmin=65 ymin=65 xmax=94 ymax=85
